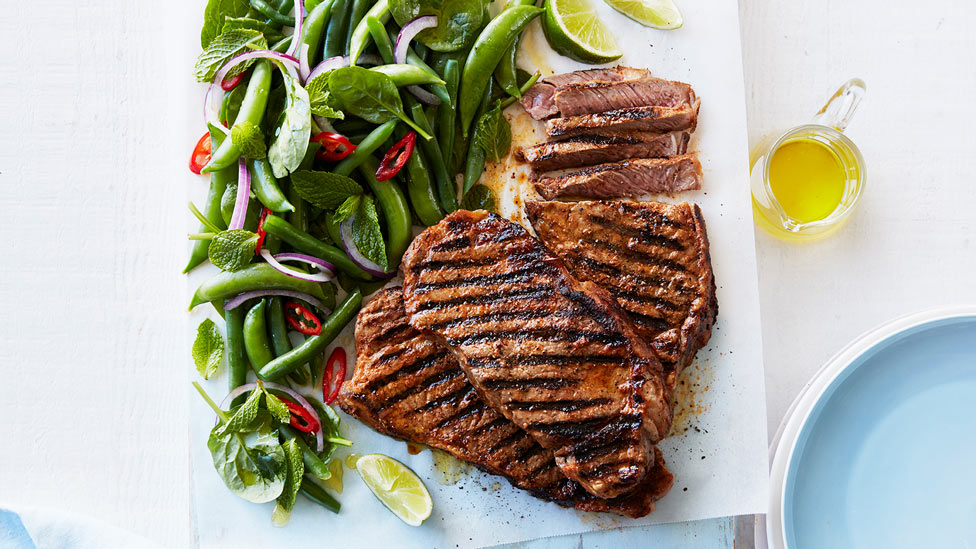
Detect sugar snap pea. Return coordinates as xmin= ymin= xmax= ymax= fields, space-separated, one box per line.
xmin=371 ymin=64 xmax=445 ymax=87
xmin=463 ymin=78 xmax=496 ymax=193
xmin=494 ymin=0 xmax=537 ymax=98
xmin=300 ymin=477 xmax=341 ymax=513
xmin=366 ymin=16 xmax=395 ymax=64
xmin=407 ymin=102 xmax=454 ymax=216
xmin=395 ymin=120 xmax=444 ymax=226
xmin=348 ymin=0 xmax=389 ymax=65
xmin=404 ymin=47 xmax=451 ymax=104
xmin=243 ymin=299 xmax=275 ymax=370
xmin=250 ymin=0 xmax=295 ymax=26
xmin=300 ymin=0 xmax=335 ymax=69
xmin=333 ymin=120 xmax=397 ymax=177
xmin=189 ymin=262 xmax=327 ymax=310
xmin=203 ymin=60 xmax=273 ymax=172
xmin=279 ymin=425 xmax=332 ymax=479
xmin=359 ymin=159 xmax=412 ymax=268
xmin=437 ymin=59 xmax=460 ymax=181
xmin=323 ymin=0 xmax=352 ymax=58
xmin=185 ymin=129 xmax=233 ymax=273
xmin=262 ymin=215 xmax=372 ymax=280
xmin=250 ymin=158 xmax=294 ymax=213
xmin=267 ymin=297 xmax=293 ymax=357
xmin=225 ymin=305 xmax=248 ymax=405
xmin=458 ymin=5 xmax=542 ymax=135
xmin=257 ymin=289 xmax=362 ymax=380
xmin=345 ymin=0 xmax=374 ymax=55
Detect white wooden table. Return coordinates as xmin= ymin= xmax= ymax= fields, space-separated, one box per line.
xmin=2 ymin=1 xmax=975 ymax=547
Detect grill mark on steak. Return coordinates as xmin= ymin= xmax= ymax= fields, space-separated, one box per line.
xmin=431 ymin=236 xmax=470 ymax=253
xmin=445 ymin=328 xmax=627 ymax=347
xmin=410 ymin=267 xmax=547 ymax=294
xmin=526 ymin=415 xmax=616 ymax=439
xmin=434 ymin=399 xmax=485 ymax=429
xmin=414 ymin=385 xmax=474 ymax=414
xmin=428 ymin=309 xmax=556 ymax=331
xmin=505 ymin=398 xmax=612 ymax=412
xmin=365 ymin=350 xmax=451 ymax=391
xmin=587 ymin=215 xmax=685 ymax=250
xmin=380 ymin=369 xmax=463 ymax=408
xmin=609 ymin=289 xmax=681 ymax=311
xmin=487 ymin=428 xmax=527 ymax=455
xmin=588 ymin=239 xmax=689 ymax=272
xmin=412 ymin=286 xmax=554 ymax=312
xmin=480 ymin=377 xmax=579 ymax=390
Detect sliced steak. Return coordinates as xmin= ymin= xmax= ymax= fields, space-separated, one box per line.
xmin=546 ymin=105 xmax=699 ymax=140
xmin=338 ymin=288 xmax=673 ymax=518
xmin=521 ymin=67 xmax=653 ymax=121
xmin=401 ymin=210 xmax=672 ymax=499
xmin=554 ymin=77 xmax=698 ymax=118
xmin=517 ymin=131 xmax=690 ymax=172
xmin=525 ymin=200 xmax=718 ymax=391
xmin=533 ymin=153 xmax=702 ymax=200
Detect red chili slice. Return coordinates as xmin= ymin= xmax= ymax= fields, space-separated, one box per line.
xmin=310 ymin=132 xmax=356 ymax=161
xmin=279 ymin=397 xmax=321 ymax=434
xmin=375 ymin=131 xmax=416 ymax=182
xmin=283 ymin=301 xmax=322 ymax=335
xmin=322 ymin=347 xmax=347 ymax=405
xmin=189 ymin=132 xmax=212 ymax=175
xmin=221 ymin=73 xmax=245 ymax=91
xmin=255 ymin=207 xmax=271 ymax=255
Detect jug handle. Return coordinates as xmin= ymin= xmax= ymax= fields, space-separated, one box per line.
xmin=811 ymin=78 xmax=866 ymax=132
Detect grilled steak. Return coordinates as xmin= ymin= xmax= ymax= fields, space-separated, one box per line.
xmin=525 ymin=200 xmax=717 ymax=391
xmin=401 ymin=210 xmax=672 ymax=499
xmin=553 ymin=77 xmax=697 ymax=118
xmin=546 ymin=105 xmax=699 ymax=140
xmin=521 ymin=67 xmax=653 ymax=120
xmin=517 ymin=130 xmax=690 ymax=172
xmin=338 ymin=288 xmax=674 ymax=518
xmin=533 ymin=154 xmax=702 ymax=200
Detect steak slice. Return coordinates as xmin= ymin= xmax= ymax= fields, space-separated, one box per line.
xmin=553 ymin=77 xmax=698 ymax=118
xmin=525 ymin=200 xmax=718 ymax=391
xmin=521 ymin=67 xmax=653 ymax=121
xmin=533 ymin=154 xmax=702 ymax=200
xmin=517 ymin=130 xmax=690 ymax=172
xmin=546 ymin=105 xmax=698 ymax=140
xmin=401 ymin=210 xmax=672 ymax=499
xmin=338 ymin=288 xmax=674 ymax=518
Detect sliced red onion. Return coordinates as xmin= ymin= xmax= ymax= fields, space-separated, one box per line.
xmin=298 ymin=43 xmax=312 ymax=82
xmin=395 ymin=15 xmax=437 ymax=64
xmin=220 ymin=381 xmax=324 ymax=452
xmin=313 ymin=115 xmax=336 ymax=134
xmin=272 ymin=252 xmax=337 ymax=273
xmin=407 ymin=85 xmax=441 ymax=105
xmin=289 ymin=0 xmax=306 ymax=58
xmin=260 ymin=249 xmax=334 ymax=282
xmin=339 ymin=214 xmax=395 ymax=278
xmin=223 ymin=290 xmax=326 ymax=311
xmin=307 ymin=55 xmax=347 ymax=82
xmin=205 ymin=50 xmax=301 ymax=131
xmin=228 ymin=159 xmax=250 ymax=230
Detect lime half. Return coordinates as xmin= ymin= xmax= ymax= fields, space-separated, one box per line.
xmin=543 ymin=0 xmax=622 ymax=64
xmin=356 ymin=454 xmax=432 ymax=526
xmin=602 ymin=0 xmax=682 ymax=29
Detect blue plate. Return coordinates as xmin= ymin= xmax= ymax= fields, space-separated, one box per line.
xmin=783 ymin=315 xmax=976 ymax=548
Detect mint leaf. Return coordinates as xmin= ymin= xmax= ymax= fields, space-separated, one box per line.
xmin=217 ymin=387 xmax=262 ymax=436
xmin=195 ymin=29 xmax=267 ymax=82
xmin=461 ymin=184 xmax=496 ymax=212
xmin=264 ymin=391 xmax=291 ymax=425
xmin=268 ymin=72 xmax=312 ymax=178
xmin=305 ymin=72 xmax=345 ymax=119
xmin=231 ymin=121 xmax=267 ymax=160
xmin=209 ymin=229 xmax=259 ymax=271
xmin=333 ymin=194 xmax=361 ymax=223
xmin=278 ymin=438 xmax=304 ymax=511
xmin=353 ymin=195 xmax=387 ymax=269
xmin=475 ymin=103 xmax=511 ymax=162
xmin=201 ymin=0 xmax=251 ymax=48
xmin=222 ymin=16 xmax=285 ymax=44
xmin=290 ymin=170 xmax=363 ymax=210
xmin=192 ymin=319 xmax=224 ymax=380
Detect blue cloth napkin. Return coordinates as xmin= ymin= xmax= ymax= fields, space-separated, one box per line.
xmin=0 ymin=506 xmax=159 ymax=548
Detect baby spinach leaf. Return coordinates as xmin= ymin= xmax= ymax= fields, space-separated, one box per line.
xmin=305 ymin=72 xmax=346 ymax=119
xmin=268 ymin=72 xmax=312 ymax=178
xmin=333 ymin=194 xmax=361 ymax=223
xmin=201 ymin=0 xmax=251 ymax=48
xmin=389 ymin=0 xmax=489 ymax=52
xmin=263 ymin=391 xmax=291 ymax=425
xmin=460 ymin=184 xmax=496 ymax=212
xmin=290 ymin=170 xmax=364 ymax=209
xmin=217 ymin=387 xmax=263 ymax=437
xmin=353 ymin=195 xmax=388 ymax=269
xmin=196 ymin=29 xmax=266 ymax=82
xmin=474 ymin=103 xmax=511 ymax=162
xmin=209 ymin=229 xmax=259 ymax=271
xmin=231 ymin=121 xmax=267 ymax=160
xmin=279 ymin=438 xmax=304 ymax=511
xmin=192 ymin=319 xmax=224 ymax=380
xmin=329 ymin=67 xmax=431 ymax=138
xmin=207 ymin=409 xmax=287 ymax=503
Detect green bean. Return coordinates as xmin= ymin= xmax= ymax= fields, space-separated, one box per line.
xmin=279 ymin=425 xmax=331 ymax=479
xmin=267 ymin=297 xmax=293 ymax=357
xmin=185 ymin=129 xmax=233 ymax=273
xmin=463 ymin=78 xmax=496 ymax=194
xmin=404 ymin=47 xmax=451 ymax=104
xmin=220 ymin=85 xmax=247 ymax=128
xmin=289 ymin=363 xmax=311 ymax=385
xmin=494 ymin=0 xmax=537 ymax=98
xmin=243 ymin=300 xmax=275 ymax=369
xmin=397 ymin=122 xmax=445 ymax=226
xmin=189 ymin=263 xmax=327 ymax=310
xmin=323 ymin=0 xmax=352 ymax=59
xmin=407 ymin=102 xmax=454 ymax=216
xmin=225 ymin=306 xmax=248 ymax=405
xmin=437 ymin=59 xmax=460 ymax=178
xmin=250 ymin=159 xmax=294 ymax=213
xmin=204 ymin=60 xmax=273 ymax=172
xmin=366 ymin=16 xmax=395 ymax=64
xmin=300 ymin=0 xmax=335 ymax=69
xmin=263 ymin=215 xmax=372 ymax=280
xmin=359 ymin=159 xmax=412 ymax=268
xmin=323 ymin=212 xmax=344 ymax=246
xmin=272 ymin=35 xmax=294 ymax=53
xmin=288 ymin=141 xmax=321 ymax=233
xmin=221 ymin=183 xmax=237 ymax=226
xmin=300 ymin=477 xmax=341 ymax=513
xmin=458 ymin=5 xmax=542 ymax=135
xmin=346 ymin=0 xmax=373 ymax=53
xmin=370 ymin=64 xmax=445 ymax=87
xmin=257 ymin=289 xmax=362 ymax=380
xmin=250 ymin=0 xmax=295 ymax=27
xmin=277 ymin=0 xmax=295 ymax=13
xmin=333 ymin=120 xmax=397 ymax=177
xmin=332 ymin=117 xmax=374 ymax=135
xmin=348 ymin=0 xmax=389 ymax=65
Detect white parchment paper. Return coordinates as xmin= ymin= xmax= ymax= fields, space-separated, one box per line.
xmin=184 ymin=0 xmax=768 ymax=546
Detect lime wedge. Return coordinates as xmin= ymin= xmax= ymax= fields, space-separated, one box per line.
xmin=356 ymin=454 xmax=432 ymax=526
xmin=543 ymin=0 xmax=622 ymax=64
xmin=602 ymin=0 xmax=682 ymax=29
